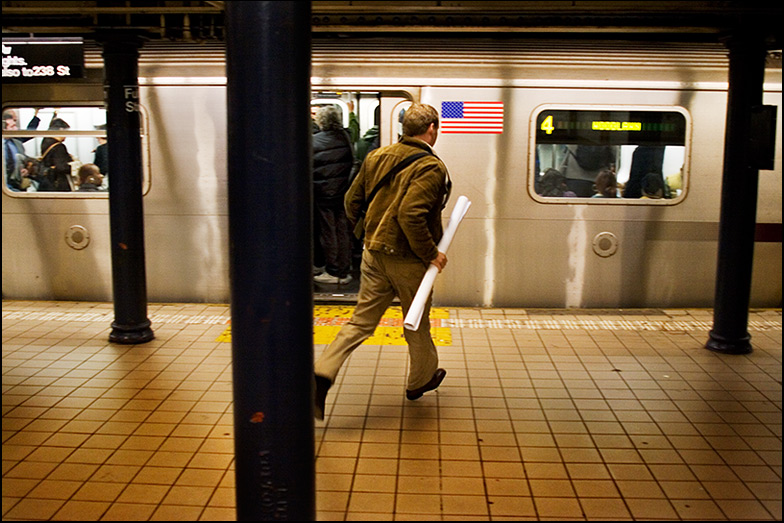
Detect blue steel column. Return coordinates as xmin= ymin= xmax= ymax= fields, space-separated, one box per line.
xmin=100 ymin=33 xmax=154 ymax=345
xmin=705 ymin=32 xmax=767 ymax=355
xmin=226 ymin=2 xmax=314 ymax=520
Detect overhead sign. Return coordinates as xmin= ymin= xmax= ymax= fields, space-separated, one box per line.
xmin=2 ymin=37 xmax=85 ymax=82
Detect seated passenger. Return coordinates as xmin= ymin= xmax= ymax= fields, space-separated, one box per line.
xmin=559 ymin=144 xmax=616 ymax=197
xmin=538 ymin=168 xmax=577 ymax=197
xmin=666 ymin=168 xmax=682 ymax=197
xmin=641 ymin=172 xmax=666 ymax=199
xmin=76 ymin=163 xmax=104 ymax=192
xmin=591 ymin=169 xmax=618 ymax=198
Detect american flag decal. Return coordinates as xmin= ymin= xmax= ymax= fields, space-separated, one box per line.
xmin=440 ymin=101 xmax=504 ymax=134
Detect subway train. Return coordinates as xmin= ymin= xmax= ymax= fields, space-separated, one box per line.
xmin=2 ymin=38 xmax=781 ymax=308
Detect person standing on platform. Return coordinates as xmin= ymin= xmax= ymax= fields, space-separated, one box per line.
xmin=314 ymin=103 xmax=452 ymax=420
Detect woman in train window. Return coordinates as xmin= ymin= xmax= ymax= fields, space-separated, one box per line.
xmin=38 ymin=117 xmax=74 ymax=192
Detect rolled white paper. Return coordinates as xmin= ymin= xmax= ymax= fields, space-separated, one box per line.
xmin=404 ymin=195 xmax=472 ymax=331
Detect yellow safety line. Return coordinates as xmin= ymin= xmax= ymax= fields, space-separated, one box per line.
xmin=216 ymin=305 xmax=451 ymax=346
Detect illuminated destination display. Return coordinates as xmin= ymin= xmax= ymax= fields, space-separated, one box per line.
xmin=591 ymin=120 xmax=641 ymax=131
xmin=536 ymin=109 xmax=686 ymax=146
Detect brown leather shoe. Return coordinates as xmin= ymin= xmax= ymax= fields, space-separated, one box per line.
xmin=406 ymin=368 xmax=446 ymax=400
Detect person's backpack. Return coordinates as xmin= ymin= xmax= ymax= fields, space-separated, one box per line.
xmin=574 ymin=145 xmax=613 ymax=171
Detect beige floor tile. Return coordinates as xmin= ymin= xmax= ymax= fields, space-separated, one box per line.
xmin=487 ymin=495 xmax=536 ymax=518
xmin=91 ymin=463 xmax=141 ymax=483
xmin=352 ymin=474 xmax=397 ymax=493
xmin=316 ymin=490 xmax=349 ymax=512
xmin=3 ymin=498 xmax=65 ymax=520
xmin=528 ymin=479 xmax=575 ymax=498
xmin=671 ymin=499 xmax=726 ymax=520
xmin=348 ymin=491 xmax=395 ymax=513
xmin=442 ymin=494 xmax=489 ymax=516
xmin=27 ymin=478 xmax=83 ymax=500
xmin=441 ymin=476 xmax=485 ymax=495
xmin=151 ymin=504 xmax=205 ymax=521
xmin=116 ymin=483 xmax=170 ymax=504
xmin=625 ymin=498 xmax=679 ymax=520
xmin=131 ymin=466 xmax=184 ymax=485
xmin=534 ymin=497 xmax=584 ymax=519
xmin=395 ymin=493 xmax=441 ymax=514
xmin=395 ymin=475 xmax=440 ymax=494
xmin=579 ymin=497 xmax=632 ymax=519
xmin=52 ymin=500 xmax=111 ymax=521
xmin=5 ymin=460 xmax=59 ymax=479
xmin=72 ymin=482 xmax=125 ymax=502
xmin=571 ymin=479 xmax=620 ymax=498
xmin=199 ymin=506 xmax=236 ymax=521
xmin=161 ymin=485 xmax=214 ymax=506
xmin=316 ymin=472 xmax=354 ymax=492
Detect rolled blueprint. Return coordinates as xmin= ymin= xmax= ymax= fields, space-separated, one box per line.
xmin=404 ymin=195 xmax=472 ymax=331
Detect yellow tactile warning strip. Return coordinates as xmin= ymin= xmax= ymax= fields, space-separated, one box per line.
xmin=312 ymin=305 xmax=452 ymax=346
xmin=214 ymin=306 xmax=452 ymax=346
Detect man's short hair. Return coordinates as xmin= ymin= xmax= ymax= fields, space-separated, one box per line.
xmin=402 ymin=103 xmax=439 ymax=137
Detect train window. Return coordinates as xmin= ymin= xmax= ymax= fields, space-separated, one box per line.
xmin=532 ymin=107 xmax=689 ymax=202
xmin=2 ymin=105 xmax=150 ymax=197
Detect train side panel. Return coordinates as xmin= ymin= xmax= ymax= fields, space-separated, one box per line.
xmin=142 ymin=85 xmax=230 ymax=303
xmin=2 ymin=42 xmax=781 ymax=308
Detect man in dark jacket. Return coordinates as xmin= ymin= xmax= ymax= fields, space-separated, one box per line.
xmin=314 ymin=103 xmax=451 ymax=420
xmin=312 ymin=106 xmax=355 ymax=284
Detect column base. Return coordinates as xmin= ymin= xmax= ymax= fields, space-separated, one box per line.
xmin=705 ymin=330 xmax=753 ymax=355
xmin=109 ymin=319 xmax=154 ymax=344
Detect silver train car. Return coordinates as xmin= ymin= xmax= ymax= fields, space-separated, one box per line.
xmin=2 ymin=39 xmax=782 ymax=308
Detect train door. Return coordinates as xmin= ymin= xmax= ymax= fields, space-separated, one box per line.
xmin=310 ymin=90 xmax=413 ymax=303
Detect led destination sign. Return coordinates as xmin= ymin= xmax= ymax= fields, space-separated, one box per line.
xmin=2 ymin=38 xmax=85 ymax=83
xmin=536 ymin=109 xmax=686 ymax=146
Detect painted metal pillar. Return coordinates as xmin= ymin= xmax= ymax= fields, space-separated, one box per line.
xmin=226 ymin=2 xmax=314 ymax=520
xmin=99 ymin=33 xmax=154 ymax=345
xmin=706 ymin=32 xmax=768 ymax=355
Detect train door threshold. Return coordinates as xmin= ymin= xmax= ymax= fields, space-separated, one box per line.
xmin=314 ymin=287 xmax=359 ymax=304
xmin=313 ymin=266 xmax=360 ymax=304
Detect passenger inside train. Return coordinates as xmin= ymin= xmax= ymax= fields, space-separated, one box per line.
xmin=312 ymin=105 xmax=354 ymax=285
xmin=537 ymin=168 xmax=577 ymax=197
xmin=309 ymin=92 xmax=385 ymax=293
xmin=641 ymin=171 xmax=667 ymax=199
xmin=38 ymin=117 xmax=74 ymax=192
xmin=76 ymin=163 xmax=105 ymax=192
xmin=2 ymin=108 xmax=40 ymax=191
xmin=591 ymin=169 xmax=619 ymax=198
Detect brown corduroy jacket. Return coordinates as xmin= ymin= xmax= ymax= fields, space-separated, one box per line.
xmin=345 ymin=135 xmax=451 ymax=264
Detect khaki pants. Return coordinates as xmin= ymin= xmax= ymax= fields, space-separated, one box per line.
xmin=314 ymin=249 xmax=439 ymax=390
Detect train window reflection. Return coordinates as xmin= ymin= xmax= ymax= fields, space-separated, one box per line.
xmin=533 ymin=108 xmax=688 ymax=202
xmin=2 ymin=106 xmax=149 ymax=196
